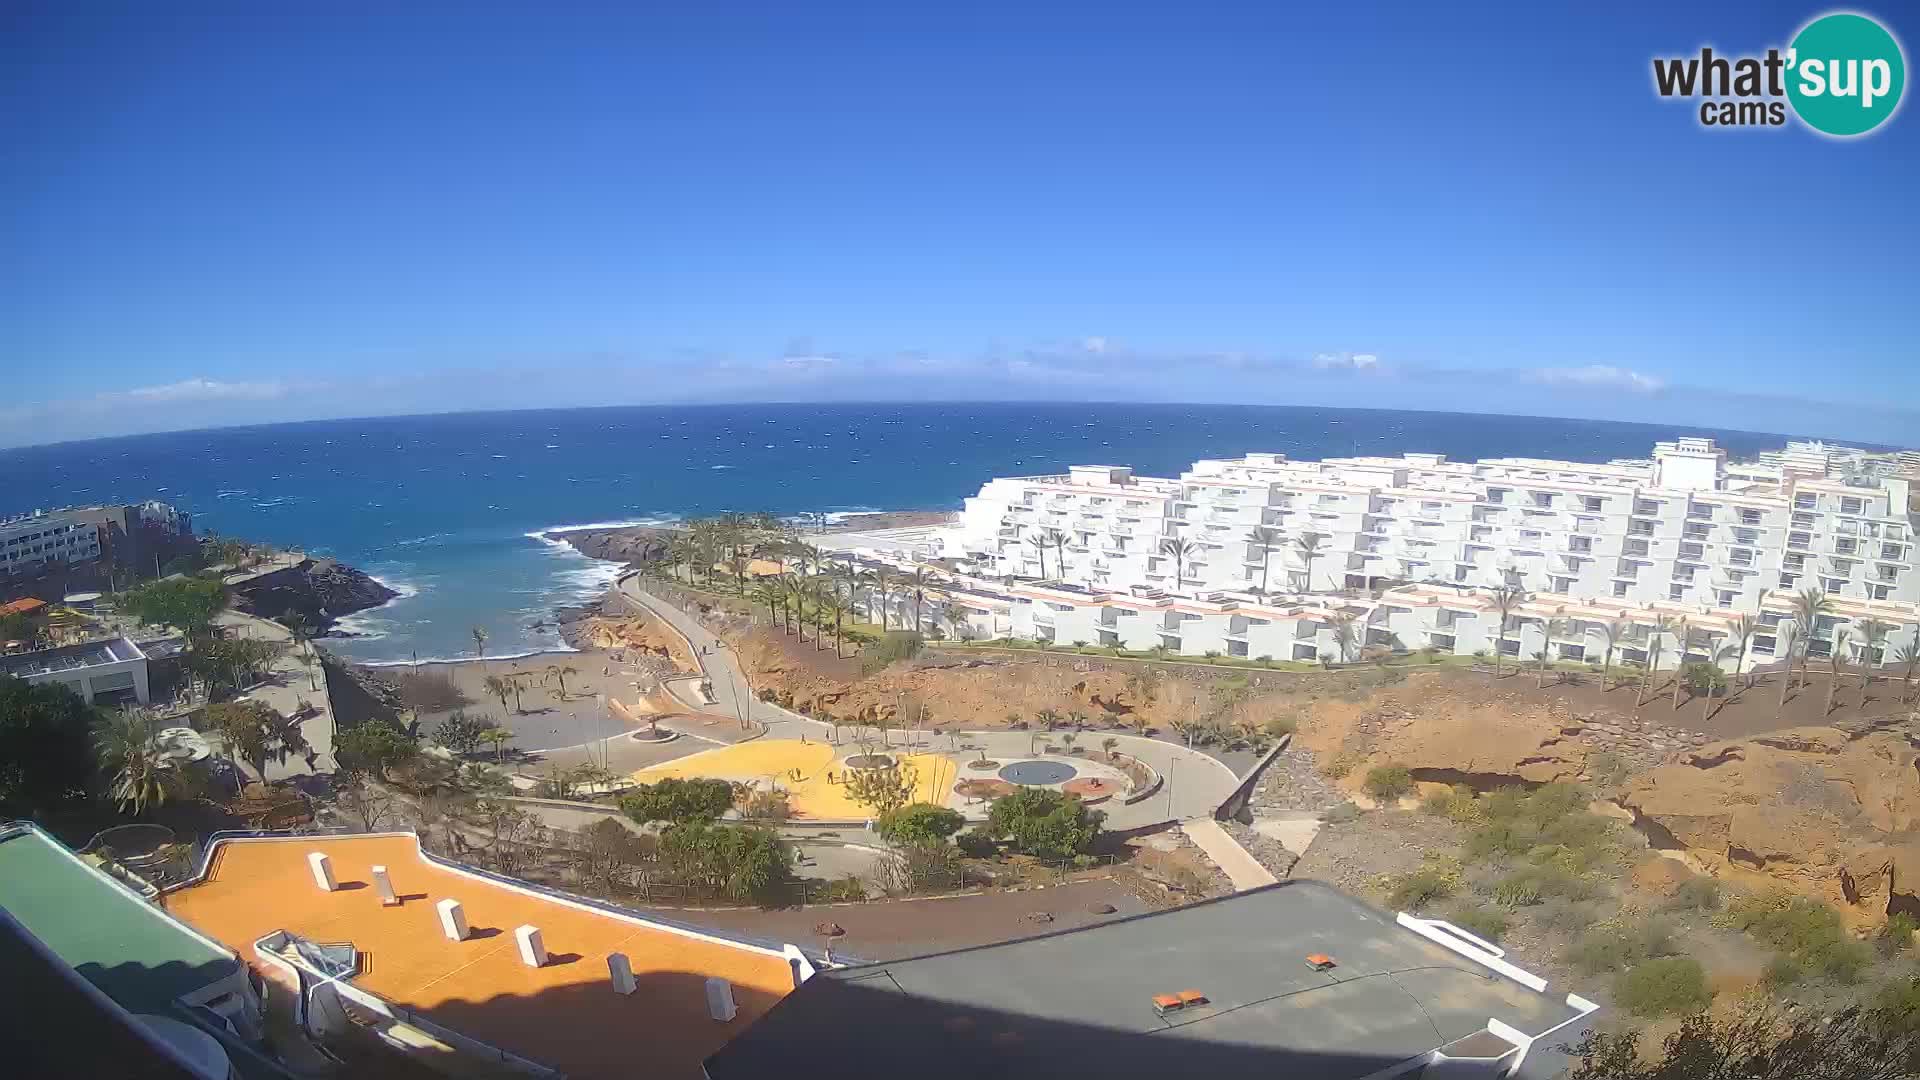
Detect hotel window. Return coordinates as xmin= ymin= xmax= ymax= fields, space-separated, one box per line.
xmin=1884 ymin=543 xmax=1904 ymax=560
xmin=1551 ymin=576 xmax=1573 ymax=593
xmin=1752 ymin=635 xmax=1777 ymax=654
xmin=1629 ymin=519 xmax=1655 ymax=537
xmin=1836 ymin=538 xmax=1858 ymax=555
xmin=1822 ymin=577 xmax=1846 ymax=592
xmin=1795 ymin=493 xmax=1817 ymax=509
xmin=1739 ymin=508 xmax=1762 ymax=525
xmin=1688 ymin=504 xmax=1715 ymax=520
xmin=1779 ymin=573 xmax=1798 ymax=589
xmin=1788 ymin=532 xmax=1811 ymax=549
xmin=1718 ymin=591 xmax=1737 ymax=607
xmin=1683 ymin=523 xmax=1711 ymax=540
xmin=1872 ymin=584 xmax=1893 ymax=600
xmin=1624 ymin=539 xmax=1649 ymax=557
xmin=1879 ymin=564 xmax=1901 ymax=582
xmin=1669 ymin=584 xmax=1687 ymax=600
xmin=1841 ymin=497 xmax=1864 ymax=515
xmin=1733 ymin=528 xmax=1758 ymax=544
xmin=1635 ymin=499 xmax=1660 ymax=515
xmin=1612 ymin=581 xmax=1630 ymax=597
xmin=1679 ymin=542 xmax=1704 ymax=561
xmin=1582 ymin=496 xmax=1603 ymax=512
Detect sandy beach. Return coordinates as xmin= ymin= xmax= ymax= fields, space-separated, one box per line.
xmin=378 ymin=645 xmax=680 ymax=754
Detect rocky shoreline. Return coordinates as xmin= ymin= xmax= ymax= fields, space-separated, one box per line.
xmin=544 ymin=509 xmax=956 ymax=569
xmin=227 ymin=556 xmax=400 ymax=636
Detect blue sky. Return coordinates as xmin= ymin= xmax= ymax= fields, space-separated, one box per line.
xmin=3 ymin=2 xmax=1916 ymax=447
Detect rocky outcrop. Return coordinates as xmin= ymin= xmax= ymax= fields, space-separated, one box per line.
xmin=1621 ymin=724 xmax=1920 ymax=919
xmin=547 ymin=527 xmax=675 ymax=567
xmin=229 ymin=557 xmax=398 ymax=633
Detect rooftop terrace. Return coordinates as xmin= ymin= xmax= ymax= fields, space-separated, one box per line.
xmin=708 ymin=880 xmax=1594 ymax=1080
xmin=162 ymin=833 xmax=801 ymax=1079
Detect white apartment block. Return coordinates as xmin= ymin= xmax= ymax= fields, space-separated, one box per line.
xmin=932 ymin=438 xmax=1920 ymax=672
xmin=1 ymin=511 xmax=104 ymax=578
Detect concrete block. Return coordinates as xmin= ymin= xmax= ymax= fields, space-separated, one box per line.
xmin=706 ymin=976 xmax=737 ymax=1021
xmin=371 ymin=865 xmax=399 ymax=906
xmin=308 ymin=852 xmax=336 ymax=892
xmin=437 ymin=899 xmax=469 ymax=941
xmin=515 ymin=924 xmax=546 ymax=968
xmin=608 ymin=952 xmax=636 ymax=995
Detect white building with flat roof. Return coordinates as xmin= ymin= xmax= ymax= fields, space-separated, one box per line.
xmin=1 ymin=510 xmax=104 ymax=578
xmin=930 ymin=438 xmax=1920 ymax=672
xmin=0 ymin=636 xmax=151 ymax=704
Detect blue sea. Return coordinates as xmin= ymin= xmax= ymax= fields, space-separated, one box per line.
xmin=0 ymin=403 xmax=1817 ymax=663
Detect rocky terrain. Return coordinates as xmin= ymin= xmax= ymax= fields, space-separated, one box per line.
xmin=228 ymin=557 xmax=399 ymax=634
xmin=547 ymin=526 xmax=675 ymax=568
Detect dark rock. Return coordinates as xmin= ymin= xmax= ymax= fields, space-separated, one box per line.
xmin=229 ymin=557 xmax=399 ymax=634
xmin=1087 ymin=903 xmax=1117 ymax=915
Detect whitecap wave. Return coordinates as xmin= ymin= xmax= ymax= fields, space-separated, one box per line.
xmin=359 ymin=645 xmax=578 ymax=668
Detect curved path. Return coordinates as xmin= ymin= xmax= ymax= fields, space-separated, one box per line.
xmin=612 ymin=576 xmax=1240 ymax=828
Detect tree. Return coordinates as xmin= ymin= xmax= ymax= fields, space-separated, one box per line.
xmin=206 ymin=699 xmax=305 ymax=787
xmin=1776 ymin=622 xmax=1800 ymax=715
xmin=1245 ymin=526 xmax=1283 ymax=594
xmin=1563 ymin=998 xmax=1920 ymax=1080
xmin=481 ymin=673 xmax=514 ymax=714
xmin=870 ymin=565 xmax=894 ymax=630
xmin=544 ymin=663 xmax=578 ymax=699
xmin=1025 ymin=533 xmax=1050 ymax=580
xmin=571 ymin=818 xmax=648 ymax=894
xmin=658 ymin=822 xmax=792 ymax=902
xmin=1683 ymin=662 xmax=1728 ymax=722
xmin=472 ymin=798 xmax=544 ymax=875
xmin=986 ymin=787 xmax=1104 ymax=859
xmin=1725 ymin=613 xmax=1759 ymax=689
xmin=1489 ymin=584 xmax=1527 ymax=678
xmin=335 ymin=721 xmax=419 ymax=782
xmin=1598 ymin=618 xmax=1628 ymax=692
xmin=1895 ymin=628 xmax=1920 ymax=704
xmin=1292 ymin=531 xmax=1325 ymax=592
xmin=1158 ymin=536 xmax=1198 ymax=591
xmin=621 ymin=776 xmax=735 ymax=825
xmin=1042 ymin=529 xmax=1071 ymax=584
xmin=1826 ymin=627 xmax=1853 ymax=715
xmin=334 ymin=777 xmax=401 ymax=832
xmin=1327 ymin=611 xmax=1359 ymax=664
xmin=0 ymin=676 xmax=97 ymax=817
xmin=846 ymin=762 xmax=919 ymax=817
xmin=470 ymin=624 xmax=488 ymax=661
xmin=92 ymin=710 xmax=163 ymax=816
xmin=1539 ymin=618 xmax=1571 ymax=687
xmin=1859 ymin=618 xmax=1893 ymax=690
xmin=905 ymin=565 xmax=937 ymax=633
xmin=1792 ymin=587 xmax=1831 ymax=690
xmin=479 ymin=726 xmax=514 ymax=764
xmin=505 ymin=672 xmax=528 ymax=712
xmin=431 ymin=710 xmax=488 ymax=756
xmin=876 ymin=803 xmax=965 ymax=847
xmin=120 ymin=576 xmax=227 ymax=635
xmin=1640 ymin=615 xmax=1671 ymax=707
xmin=1670 ymin=617 xmax=1693 ymax=710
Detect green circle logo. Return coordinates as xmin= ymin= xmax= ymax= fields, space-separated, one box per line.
xmin=1787 ymin=12 xmax=1906 ymax=136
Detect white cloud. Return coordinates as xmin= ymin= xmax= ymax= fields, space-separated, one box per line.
xmin=1311 ymin=352 xmax=1381 ymax=371
xmin=1081 ymin=336 xmax=1109 ymax=354
xmin=1528 ymin=365 xmax=1667 ymax=393
xmin=124 ymin=377 xmax=290 ymax=402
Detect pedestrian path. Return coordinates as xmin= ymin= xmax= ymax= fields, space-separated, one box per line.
xmin=1181 ymin=818 xmax=1279 ymax=891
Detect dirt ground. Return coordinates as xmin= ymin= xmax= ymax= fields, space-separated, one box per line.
xmin=1479 ymin=665 xmax=1916 ymax=741
xmin=646 ymin=877 xmax=1150 ymax=961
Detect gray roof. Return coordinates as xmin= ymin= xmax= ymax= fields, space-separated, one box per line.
xmin=707 ymin=880 xmax=1585 ymax=1080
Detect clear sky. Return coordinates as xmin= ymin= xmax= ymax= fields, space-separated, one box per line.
xmin=3 ymin=2 xmax=1916 ymax=448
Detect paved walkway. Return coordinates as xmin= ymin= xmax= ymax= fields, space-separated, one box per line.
xmin=1181 ymin=818 xmax=1279 ymax=891
xmin=212 ymin=609 xmax=337 ymax=781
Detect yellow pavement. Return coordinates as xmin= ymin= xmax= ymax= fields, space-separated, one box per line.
xmin=632 ymin=740 xmax=956 ymax=819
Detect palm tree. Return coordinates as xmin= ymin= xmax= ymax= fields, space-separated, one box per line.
xmin=1670 ymin=617 xmax=1692 ymax=710
xmin=482 ymin=674 xmax=514 ymax=714
xmin=753 ymin=580 xmax=784 ymax=629
xmin=1325 ymin=611 xmax=1359 ymax=664
xmin=94 ymin=709 xmax=178 ymax=816
xmin=1639 ymin=615 xmax=1671 ymax=707
xmin=905 ymin=566 xmax=935 ymax=633
xmin=780 ymin=573 xmax=807 ymax=641
xmin=822 ymin=589 xmax=849 ymax=658
xmin=1024 ymin=533 xmax=1049 ymax=580
xmin=1894 ymin=628 xmax=1920 ymax=704
xmin=1042 ymin=528 xmax=1072 ymax=583
xmin=1775 ymin=622 xmax=1800 ymax=715
xmin=1488 ymin=583 xmax=1526 ymax=678
xmin=803 ymin=578 xmax=829 ymax=651
xmin=1725 ymin=613 xmax=1759 ymax=689
xmin=1246 ymin=526 xmax=1284 ymax=594
xmin=481 ymin=727 xmax=515 ymax=764
xmin=1857 ymin=618 xmax=1892 ymax=693
xmin=836 ymin=556 xmax=862 ymax=627
xmin=1792 ymin=587 xmax=1831 ymax=690
xmin=871 ymin=566 xmax=894 ymax=630
xmin=1292 ymin=532 xmax=1325 ymax=592
xmin=506 ymin=673 xmax=528 ymax=713
xmin=470 ymin=625 xmax=488 ymax=661
xmin=1825 ymin=627 xmax=1853 ymax=716
xmin=1597 ymin=617 xmax=1627 ymax=691
xmin=1158 ymin=537 xmax=1198 ymax=591
xmin=1538 ymin=618 xmax=1570 ymax=687
xmin=545 ymin=663 xmax=578 ymax=700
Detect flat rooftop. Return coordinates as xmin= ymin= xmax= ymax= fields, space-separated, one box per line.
xmin=0 ymin=824 xmax=240 ymax=1015
xmin=707 ymin=880 xmax=1588 ymax=1080
xmin=0 ymin=635 xmax=142 ymax=677
xmin=162 ymin=834 xmax=797 ymax=1079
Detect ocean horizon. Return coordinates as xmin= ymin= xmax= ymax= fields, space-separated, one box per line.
xmin=0 ymin=401 xmax=1866 ymax=663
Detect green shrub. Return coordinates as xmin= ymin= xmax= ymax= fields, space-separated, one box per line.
xmin=985 ymin=787 xmax=1104 ymax=859
xmin=621 ymin=777 xmax=736 ymax=825
xmin=1568 ymin=918 xmax=1677 ymax=976
xmin=1875 ymin=977 xmax=1920 ymax=1031
xmin=1616 ymin=957 xmax=1712 ymax=1018
xmin=1387 ymin=859 xmax=1462 ymax=911
xmin=1322 ymin=750 xmax=1363 ymax=780
xmin=954 ymin=830 xmax=996 ymax=858
xmin=859 ymin=630 xmax=926 ymax=674
xmin=1721 ymin=891 xmax=1866 ymax=981
xmin=1763 ymin=953 xmax=1804 ymax=988
xmin=1534 ymin=898 xmax=1602 ymax=935
xmin=1588 ymin=751 xmax=1630 ymax=788
xmin=1323 ymin=801 xmax=1360 ymax=824
xmin=1877 ymin=913 xmax=1920 ymax=957
xmin=1363 ymin=764 xmax=1414 ymax=801
xmin=1449 ymin=906 xmax=1510 ymax=943
xmin=875 ymin=803 xmax=965 ymax=847
xmin=1667 ymin=875 xmax=1723 ymax=912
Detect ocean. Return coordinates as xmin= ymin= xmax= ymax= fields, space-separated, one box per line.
xmin=0 ymin=402 xmax=1817 ymax=663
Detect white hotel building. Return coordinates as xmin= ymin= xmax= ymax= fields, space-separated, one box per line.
xmin=927 ymin=438 xmax=1920 ymax=673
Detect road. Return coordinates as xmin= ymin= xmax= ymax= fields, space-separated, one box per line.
xmin=212 ymin=609 xmax=337 ymax=782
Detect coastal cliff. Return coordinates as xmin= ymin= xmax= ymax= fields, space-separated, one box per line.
xmin=228 ymin=556 xmax=400 ymax=634
xmin=547 ymin=510 xmax=955 ymax=568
